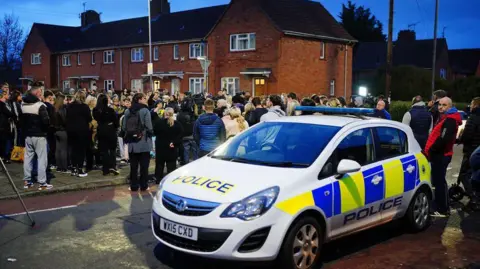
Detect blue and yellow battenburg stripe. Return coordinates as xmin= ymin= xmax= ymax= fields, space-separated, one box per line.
xmin=276 ymin=154 xmax=431 ymax=217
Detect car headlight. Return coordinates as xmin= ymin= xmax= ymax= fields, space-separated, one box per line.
xmin=155 ymin=179 xmax=167 ymax=200
xmin=220 ymin=186 xmax=279 ymax=221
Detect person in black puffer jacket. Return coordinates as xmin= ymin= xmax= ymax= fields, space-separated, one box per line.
xmin=247 ymin=97 xmax=267 ymax=126
xmin=177 ymin=102 xmax=198 ymax=164
xmin=458 ymin=97 xmax=480 ymax=206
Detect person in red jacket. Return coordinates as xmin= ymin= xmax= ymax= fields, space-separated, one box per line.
xmin=425 ymin=97 xmax=463 ymax=217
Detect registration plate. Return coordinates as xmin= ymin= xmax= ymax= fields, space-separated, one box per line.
xmin=160 ymin=218 xmax=198 ymax=241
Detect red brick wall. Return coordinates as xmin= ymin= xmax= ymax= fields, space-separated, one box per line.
xmin=277 ymin=36 xmax=353 ymax=99
xmin=21 ymin=27 xmax=52 ymax=90
xmin=207 ymin=0 xmax=282 ymax=95
xmin=56 ymin=42 xmax=204 ymax=93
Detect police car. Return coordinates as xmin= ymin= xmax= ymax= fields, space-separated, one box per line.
xmin=151 ymin=106 xmax=433 ymax=269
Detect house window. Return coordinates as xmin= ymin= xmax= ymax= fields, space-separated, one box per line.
xmin=63 ymin=80 xmax=70 ymax=90
xmin=255 ymin=78 xmax=265 ymax=85
xmin=440 ymin=68 xmax=446 ymax=79
xmin=230 ymin=33 xmax=256 ymax=52
xmin=104 ymin=50 xmax=114 ymax=64
xmin=131 ymin=48 xmax=144 ymax=62
xmin=189 ymin=43 xmax=205 ymax=59
xmin=77 ymin=53 xmax=81 ymax=65
xmin=62 ymin=55 xmax=71 ymax=66
xmin=91 ymin=52 xmax=96 ymax=65
xmin=221 ymin=77 xmax=240 ymax=95
xmin=31 ymin=53 xmax=41 ymax=65
xmin=173 ymin=44 xmax=179 ymax=60
xmin=189 ymin=77 xmax=205 ymax=94
xmin=320 ymin=42 xmax=325 ymax=59
xmin=131 ymin=79 xmax=143 ymax=92
xmin=330 ymin=79 xmax=335 ymax=96
xmin=104 ymin=80 xmax=114 ymax=91
xmin=153 ymin=46 xmax=159 ymax=61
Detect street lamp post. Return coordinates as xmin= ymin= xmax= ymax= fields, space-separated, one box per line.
xmin=147 ymin=0 xmax=153 ymax=93
xmin=197 ymin=56 xmax=211 ymax=94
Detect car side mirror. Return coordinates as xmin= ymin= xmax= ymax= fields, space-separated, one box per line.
xmin=335 ymin=159 xmax=361 ymax=179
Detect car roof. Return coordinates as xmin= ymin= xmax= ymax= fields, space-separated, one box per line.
xmin=271 ymin=115 xmax=364 ymax=127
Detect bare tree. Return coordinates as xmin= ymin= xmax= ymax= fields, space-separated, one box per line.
xmin=0 ymin=14 xmax=24 ymax=70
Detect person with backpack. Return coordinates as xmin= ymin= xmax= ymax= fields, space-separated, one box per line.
xmin=122 ymin=93 xmax=153 ymax=192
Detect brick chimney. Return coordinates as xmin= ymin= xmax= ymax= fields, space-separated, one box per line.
xmin=150 ymin=0 xmax=171 ymax=19
xmin=397 ymin=30 xmax=416 ymax=42
xmin=81 ymin=10 xmax=101 ymax=27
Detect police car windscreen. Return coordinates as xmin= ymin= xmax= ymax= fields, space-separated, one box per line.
xmin=211 ymin=122 xmax=340 ymax=168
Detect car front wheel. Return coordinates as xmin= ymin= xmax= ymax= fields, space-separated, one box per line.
xmin=278 ymin=216 xmax=324 ymax=269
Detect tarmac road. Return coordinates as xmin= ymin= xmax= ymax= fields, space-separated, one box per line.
xmin=0 ymin=145 xmax=479 ymax=269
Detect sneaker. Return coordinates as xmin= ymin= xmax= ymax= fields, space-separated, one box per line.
xmin=109 ymin=169 xmax=120 ymax=176
xmin=120 ymin=159 xmax=127 ymax=165
xmin=430 ymin=211 xmax=450 ymax=218
xmin=77 ymin=169 xmax=88 ymax=178
xmin=24 ymin=181 xmax=34 ymax=189
xmin=49 ymin=165 xmax=57 ymax=171
xmin=71 ymin=168 xmax=78 ymax=177
xmin=38 ymin=184 xmax=53 ymax=190
xmin=141 ymin=187 xmax=151 ymax=192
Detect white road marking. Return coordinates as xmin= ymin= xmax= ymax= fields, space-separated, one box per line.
xmin=0 ymin=205 xmax=77 ymax=218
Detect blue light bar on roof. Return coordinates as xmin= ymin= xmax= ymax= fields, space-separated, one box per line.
xmin=294 ymin=106 xmax=375 ymax=115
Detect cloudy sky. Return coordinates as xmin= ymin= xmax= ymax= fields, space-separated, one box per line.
xmin=3 ymin=0 xmax=479 ymax=49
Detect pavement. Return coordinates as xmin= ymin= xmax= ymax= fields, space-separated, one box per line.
xmin=0 ymin=160 xmax=156 ymax=200
xmin=0 ymin=145 xmax=479 ymax=269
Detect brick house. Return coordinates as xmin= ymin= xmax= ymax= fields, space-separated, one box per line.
xmin=449 ymin=49 xmax=480 ymax=79
xmin=21 ymin=0 xmax=355 ymax=98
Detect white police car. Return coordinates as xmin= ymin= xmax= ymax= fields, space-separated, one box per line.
xmin=152 ymin=107 xmax=433 ymax=269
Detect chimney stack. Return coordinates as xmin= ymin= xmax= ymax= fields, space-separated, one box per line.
xmin=81 ymin=10 xmax=101 ymax=27
xmin=397 ymin=30 xmax=416 ymax=42
xmin=150 ymin=0 xmax=171 ymax=19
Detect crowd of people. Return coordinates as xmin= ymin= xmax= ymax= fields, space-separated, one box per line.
xmin=0 ymin=82 xmax=478 ymax=214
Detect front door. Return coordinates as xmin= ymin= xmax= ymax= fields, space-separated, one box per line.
xmin=171 ymin=78 xmax=180 ymax=95
xmin=253 ymin=77 xmax=266 ymax=96
xmin=90 ymin=80 xmax=97 ymax=91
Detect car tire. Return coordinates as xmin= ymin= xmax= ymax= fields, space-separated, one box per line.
xmin=277 ymin=216 xmax=324 ymax=269
xmin=405 ymin=189 xmax=432 ymax=232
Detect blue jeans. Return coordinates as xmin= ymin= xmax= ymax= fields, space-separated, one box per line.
xmin=183 ymin=139 xmax=198 ymax=164
xmin=431 ymin=154 xmax=452 ymax=213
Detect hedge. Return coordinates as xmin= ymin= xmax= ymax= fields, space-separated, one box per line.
xmin=389 ymin=101 xmax=469 ymax=122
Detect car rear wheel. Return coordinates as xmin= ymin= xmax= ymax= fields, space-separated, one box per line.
xmin=405 ymin=189 xmax=431 ymax=232
xmin=277 ymin=216 xmax=324 ymax=269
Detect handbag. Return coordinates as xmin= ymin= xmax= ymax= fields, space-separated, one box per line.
xmin=11 ymin=146 xmax=24 ymax=162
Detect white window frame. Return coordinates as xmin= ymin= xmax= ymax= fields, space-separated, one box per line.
xmin=153 ymin=46 xmax=159 ymax=61
xmin=62 ymin=55 xmax=71 ymax=66
xmin=103 ymin=50 xmax=114 ymax=64
xmin=131 ymin=79 xmax=143 ymax=92
xmin=189 ymin=77 xmax=205 ymax=94
xmin=31 ymin=53 xmax=41 ymax=65
xmin=221 ymin=77 xmax=240 ymax=95
xmin=91 ymin=52 xmax=96 ymax=65
xmin=63 ymin=80 xmax=70 ymax=90
xmin=173 ymin=44 xmax=179 ymax=60
xmin=131 ymin=47 xmax=144 ymax=62
xmin=230 ymin=33 xmax=256 ymax=52
xmin=320 ymin=42 xmax=325 ymax=59
xmin=440 ymin=68 xmax=446 ymax=79
xmin=189 ymin=43 xmax=205 ymax=59
xmin=104 ymin=80 xmax=115 ymax=91
xmin=330 ymin=79 xmax=335 ymax=96
xmin=77 ymin=53 xmax=81 ymax=65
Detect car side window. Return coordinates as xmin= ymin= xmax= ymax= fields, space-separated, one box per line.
xmin=319 ymin=128 xmax=375 ymax=178
xmin=375 ymin=127 xmax=408 ymax=160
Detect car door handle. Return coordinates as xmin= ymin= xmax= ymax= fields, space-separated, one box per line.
xmin=371 ymin=175 xmax=383 ymax=185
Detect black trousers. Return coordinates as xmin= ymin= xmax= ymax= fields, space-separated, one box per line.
xmin=130 ymin=152 xmax=150 ymax=191
xmin=155 ymin=157 xmax=176 ymax=183
xmin=431 ymin=154 xmax=452 ymax=213
xmin=69 ymin=132 xmax=88 ymax=169
xmin=101 ymin=147 xmax=116 ymax=174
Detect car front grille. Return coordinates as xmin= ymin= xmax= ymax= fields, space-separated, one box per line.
xmin=162 ymin=191 xmax=220 ymax=217
xmin=152 ymin=212 xmax=231 ymax=252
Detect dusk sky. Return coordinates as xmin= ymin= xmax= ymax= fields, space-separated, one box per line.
xmin=4 ymin=0 xmax=479 ymax=49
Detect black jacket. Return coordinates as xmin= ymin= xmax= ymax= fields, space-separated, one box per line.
xmin=247 ymin=107 xmax=268 ymax=126
xmin=0 ymin=101 xmax=14 ymax=134
xmin=177 ymin=111 xmax=194 ymax=138
xmin=66 ymin=102 xmax=92 ymax=135
xmin=153 ymin=118 xmax=183 ymax=161
xmin=20 ymin=94 xmax=50 ymax=137
xmin=54 ymin=105 xmax=68 ymax=131
xmin=93 ymin=106 xmax=119 ymax=149
xmin=460 ymin=107 xmax=480 ymax=155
